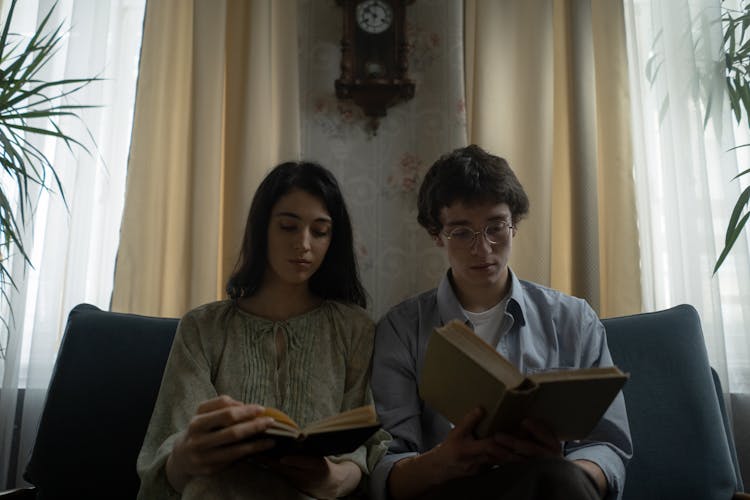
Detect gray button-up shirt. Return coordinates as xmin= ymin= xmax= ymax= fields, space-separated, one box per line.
xmin=369 ymin=270 xmax=632 ymax=500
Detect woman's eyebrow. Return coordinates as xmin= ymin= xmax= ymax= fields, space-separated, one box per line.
xmin=275 ymin=211 xmax=332 ymax=223
xmin=274 ymin=211 xmax=301 ymax=219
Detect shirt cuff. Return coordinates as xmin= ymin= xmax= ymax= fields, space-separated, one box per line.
xmin=367 ymin=451 xmax=417 ymax=500
xmin=566 ymin=444 xmax=627 ymax=500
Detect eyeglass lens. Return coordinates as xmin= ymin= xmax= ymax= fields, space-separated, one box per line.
xmin=446 ymin=222 xmax=512 ymax=246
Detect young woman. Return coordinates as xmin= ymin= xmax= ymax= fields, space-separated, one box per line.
xmin=137 ymin=162 xmax=386 ymax=499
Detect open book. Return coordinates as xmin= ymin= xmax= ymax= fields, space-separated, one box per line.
xmin=257 ymin=404 xmax=381 ymax=456
xmin=418 ymin=320 xmax=628 ymax=440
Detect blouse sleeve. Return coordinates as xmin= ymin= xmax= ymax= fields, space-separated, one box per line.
xmin=328 ymin=305 xmax=390 ymax=477
xmin=136 ymin=312 xmax=218 ymax=499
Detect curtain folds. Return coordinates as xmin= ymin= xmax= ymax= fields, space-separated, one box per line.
xmin=0 ymin=0 xmax=145 ymax=488
xmin=464 ymin=0 xmax=641 ymax=318
xmin=110 ymin=0 xmax=300 ymax=318
xmin=623 ymin=0 xmax=750 ymax=395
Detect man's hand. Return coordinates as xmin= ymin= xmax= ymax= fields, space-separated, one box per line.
xmin=496 ymin=420 xmax=607 ymax=498
xmin=490 ymin=418 xmax=563 ymax=462
xmin=268 ymin=456 xmax=362 ymax=499
xmin=166 ymin=395 xmax=276 ymax=492
xmin=387 ymin=411 xmax=568 ymax=500
xmin=573 ymin=459 xmax=608 ymax=498
xmin=426 ymin=407 xmax=506 ymax=479
xmin=388 ymin=407 xmax=506 ymax=499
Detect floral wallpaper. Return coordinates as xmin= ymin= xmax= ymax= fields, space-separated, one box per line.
xmin=298 ymin=0 xmax=465 ymax=318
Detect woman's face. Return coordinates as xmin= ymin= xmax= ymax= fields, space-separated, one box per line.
xmin=265 ymin=188 xmax=332 ymax=289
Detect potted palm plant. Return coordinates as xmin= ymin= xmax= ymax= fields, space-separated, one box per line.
xmin=718 ymin=2 xmax=750 ymax=271
xmin=0 ymin=0 xmax=97 ymax=357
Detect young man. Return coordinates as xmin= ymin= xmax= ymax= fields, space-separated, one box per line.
xmin=369 ymin=145 xmax=632 ymax=500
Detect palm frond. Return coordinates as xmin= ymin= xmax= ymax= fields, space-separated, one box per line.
xmin=717 ymin=2 xmax=750 ymax=272
xmin=0 ymin=0 xmax=98 ymax=358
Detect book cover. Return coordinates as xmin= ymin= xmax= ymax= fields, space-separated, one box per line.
xmin=258 ymin=405 xmax=381 ymax=456
xmin=418 ymin=320 xmax=628 ymax=440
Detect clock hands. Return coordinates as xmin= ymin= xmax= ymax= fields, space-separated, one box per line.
xmin=363 ymin=5 xmax=387 ymax=26
xmin=355 ymin=0 xmax=392 ymax=34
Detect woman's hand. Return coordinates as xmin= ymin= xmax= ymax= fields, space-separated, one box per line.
xmin=269 ymin=456 xmax=362 ymax=499
xmin=166 ymin=395 xmax=276 ymax=492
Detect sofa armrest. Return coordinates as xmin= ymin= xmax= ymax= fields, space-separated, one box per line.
xmin=0 ymin=487 xmax=36 ymax=499
xmin=734 ymin=493 xmax=750 ymax=500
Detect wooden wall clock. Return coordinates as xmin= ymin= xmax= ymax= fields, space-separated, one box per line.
xmin=335 ymin=0 xmax=415 ymax=134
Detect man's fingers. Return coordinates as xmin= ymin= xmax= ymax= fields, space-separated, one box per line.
xmin=520 ymin=419 xmax=560 ymax=451
xmin=453 ymin=407 xmax=485 ymax=437
xmin=493 ymin=432 xmax=560 ymax=458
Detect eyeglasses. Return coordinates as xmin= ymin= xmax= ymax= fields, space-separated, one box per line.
xmin=442 ymin=221 xmax=514 ymax=248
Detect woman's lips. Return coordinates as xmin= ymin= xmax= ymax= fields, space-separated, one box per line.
xmin=289 ymin=259 xmax=312 ymax=267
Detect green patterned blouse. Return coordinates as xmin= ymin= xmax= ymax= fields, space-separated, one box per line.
xmin=137 ymin=299 xmax=388 ymax=499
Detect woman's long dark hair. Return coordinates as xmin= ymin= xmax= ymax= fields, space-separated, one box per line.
xmin=226 ymin=161 xmax=367 ymax=308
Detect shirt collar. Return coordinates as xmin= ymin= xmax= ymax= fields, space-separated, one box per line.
xmin=506 ymin=269 xmax=527 ymax=327
xmin=436 ymin=270 xmax=465 ymax=326
xmin=437 ymin=268 xmax=528 ymax=327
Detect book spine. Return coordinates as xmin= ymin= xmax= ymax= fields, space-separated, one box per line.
xmin=485 ymin=383 xmax=537 ymax=437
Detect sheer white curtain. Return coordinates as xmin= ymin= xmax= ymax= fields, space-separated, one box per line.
xmin=623 ymin=0 xmax=750 ymax=396
xmin=0 ymin=0 xmax=145 ymax=488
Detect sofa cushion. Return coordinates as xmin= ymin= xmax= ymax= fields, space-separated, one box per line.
xmin=24 ymin=304 xmax=178 ymax=499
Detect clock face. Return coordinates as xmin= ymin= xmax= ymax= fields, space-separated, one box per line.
xmin=356 ymin=0 xmax=393 ymax=34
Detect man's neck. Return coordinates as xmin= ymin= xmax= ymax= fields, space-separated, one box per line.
xmin=452 ymin=269 xmax=511 ymax=313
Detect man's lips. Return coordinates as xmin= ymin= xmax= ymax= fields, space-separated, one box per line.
xmin=469 ymin=262 xmax=497 ymax=270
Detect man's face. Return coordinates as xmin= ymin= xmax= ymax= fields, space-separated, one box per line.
xmin=436 ymin=201 xmax=515 ymax=294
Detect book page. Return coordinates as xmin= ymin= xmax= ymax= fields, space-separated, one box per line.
xmin=303 ymin=405 xmax=378 ymax=434
xmin=527 ymin=366 xmax=626 ymax=383
xmin=420 ymin=321 xmax=520 ymax=437
xmin=524 ymin=368 xmax=629 ymax=440
xmin=439 ymin=320 xmax=525 ymax=388
xmin=261 ymin=407 xmax=301 ymax=437
xmin=262 ymin=407 xmax=299 ymax=428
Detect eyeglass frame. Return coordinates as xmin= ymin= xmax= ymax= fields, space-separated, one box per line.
xmin=440 ymin=220 xmax=515 ymax=247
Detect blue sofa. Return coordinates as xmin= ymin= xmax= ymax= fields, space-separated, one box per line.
xmin=0 ymin=303 xmax=747 ymax=499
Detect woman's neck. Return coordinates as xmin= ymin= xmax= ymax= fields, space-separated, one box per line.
xmin=238 ymin=282 xmax=322 ymax=321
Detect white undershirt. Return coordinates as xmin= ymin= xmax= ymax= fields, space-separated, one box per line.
xmin=461 ymin=295 xmax=510 ymax=348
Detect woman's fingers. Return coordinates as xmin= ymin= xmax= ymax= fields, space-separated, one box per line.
xmin=195 ymin=394 xmax=243 ymax=413
xmin=200 ymin=437 xmax=277 ymax=466
xmin=188 ymin=415 xmax=276 ymax=451
xmin=189 ymin=403 xmax=267 ymax=434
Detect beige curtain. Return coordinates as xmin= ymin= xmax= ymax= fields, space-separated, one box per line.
xmin=111 ymin=0 xmax=300 ymax=317
xmin=465 ymin=0 xmax=640 ymax=317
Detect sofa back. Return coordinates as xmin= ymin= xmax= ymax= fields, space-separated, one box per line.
xmin=24 ymin=304 xmax=178 ymax=499
xmin=23 ymin=302 xmax=745 ymax=499
xmin=603 ymin=304 xmax=743 ymax=500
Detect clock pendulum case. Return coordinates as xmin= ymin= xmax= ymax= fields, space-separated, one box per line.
xmin=335 ymin=0 xmax=415 ymax=134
